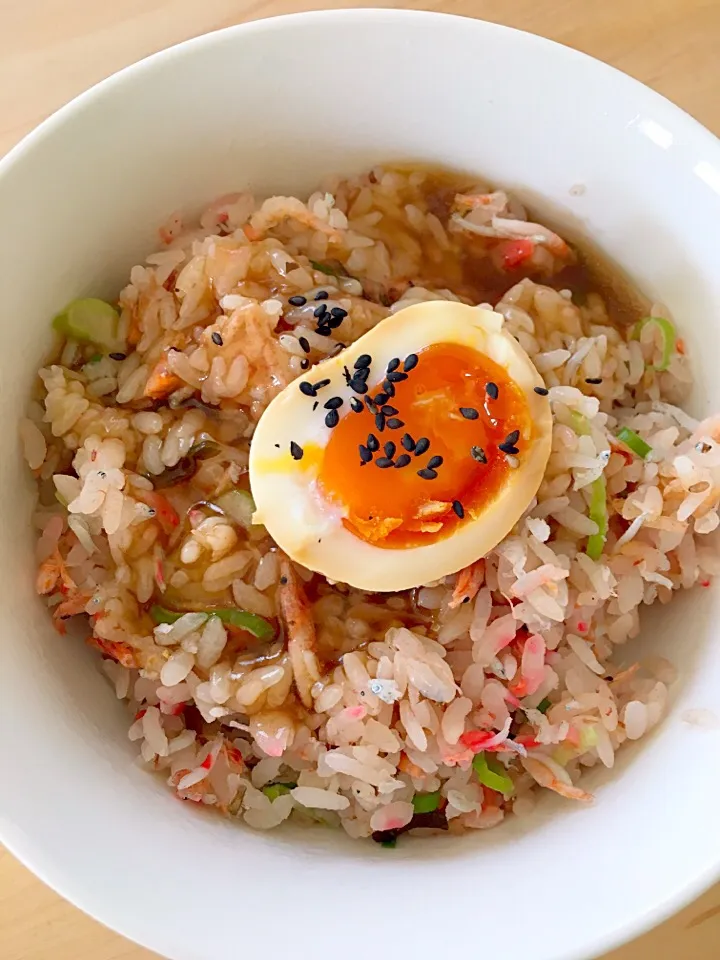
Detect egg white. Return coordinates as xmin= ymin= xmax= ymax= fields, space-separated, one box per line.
xmin=250 ymin=301 xmax=552 ymax=591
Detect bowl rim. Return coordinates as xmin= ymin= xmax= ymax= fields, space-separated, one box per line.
xmin=2 ymin=8 xmax=720 ymax=960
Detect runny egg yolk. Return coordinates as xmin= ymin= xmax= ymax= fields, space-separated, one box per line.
xmin=319 ymin=342 xmax=532 ymax=547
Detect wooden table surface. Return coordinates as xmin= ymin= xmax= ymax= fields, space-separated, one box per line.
xmin=2 ymin=0 xmax=720 ymax=957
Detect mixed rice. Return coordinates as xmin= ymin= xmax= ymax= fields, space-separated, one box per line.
xmin=22 ymin=166 xmax=720 ymax=842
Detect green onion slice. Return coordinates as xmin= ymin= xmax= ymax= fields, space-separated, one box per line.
xmin=150 ymin=605 xmax=274 ymax=641
xmin=262 ymin=783 xmax=296 ymax=801
xmin=412 ymin=791 xmax=441 ymax=814
xmin=631 ymin=316 xmax=676 ymax=372
xmin=472 ymin=752 xmax=514 ymax=795
xmin=616 ymin=426 xmax=652 ymax=460
xmin=586 ymin=475 xmax=608 ymax=561
xmin=52 ymin=298 xmax=121 ymax=350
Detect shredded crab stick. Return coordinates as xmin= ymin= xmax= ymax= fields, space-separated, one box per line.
xmin=277 ymin=558 xmax=321 ymax=708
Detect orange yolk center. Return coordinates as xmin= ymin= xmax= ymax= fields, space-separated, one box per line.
xmin=319 ymin=342 xmax=532 ymax=547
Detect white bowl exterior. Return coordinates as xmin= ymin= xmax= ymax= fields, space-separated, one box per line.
xmin=1 ymin=11 xmax=720 ymax=960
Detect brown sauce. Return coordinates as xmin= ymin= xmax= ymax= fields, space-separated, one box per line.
xmin=387 ymin=163 xmax=650 ymax=329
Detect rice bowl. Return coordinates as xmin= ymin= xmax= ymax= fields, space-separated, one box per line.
xmin=3 ymin=10 xmax=720 ymax=960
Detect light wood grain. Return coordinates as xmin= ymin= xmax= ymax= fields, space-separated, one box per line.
xmin=2 ymin=1 xmax=720 ymax=957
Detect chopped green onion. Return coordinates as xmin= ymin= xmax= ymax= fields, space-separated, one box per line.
xmin=187 ymin=439 xmax=222 ymax=460
xmin=381 ymin=837 xmax=397 ymax=848
xmin=215 ymin=489 xmax=256 ymax=529
xmin=631 ymin=316 xmax=676 ymax=371
xmin=536 ymin=697 xmax=552 ymax=715
xmin=616 ymin=426 xmax=652 ymax=460
xmin=412 ymin=791 xmax=441 ymax=814
xmin=586 ymin=475 xmax=608 ymax=561
xmin=262 ymin=782 xmax=296 ymax=801
xmin=579 ymin=725 xmax=599 ymax=751
xmin=150 ymin=605 xmax=274 ymax=641
xmin=552 ymin=744 xmax=576 ymax=766
xmin=569 ymin=410 xmax=591 ymax=437
xmin=88 ymin=353 xmax=103 ymax=364
xmin=472 ymin=752 xmax=514 ymax=796
xmin=52 ymin=298 xmax=121 ymax=350
xmin=310 ymin=259 xmax=347 ymax=277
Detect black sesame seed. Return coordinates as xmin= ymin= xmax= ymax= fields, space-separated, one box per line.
xmin=288 ymin=295 xmax=307 ymax=307
xmin=401 ymin=433 xmax=415 ymax=452
xmin=355 ymin=366 xmax=371 ymax=382
xmin=505 ymin=429 xmax=520 ymax=445
xmin=403 ymin=354 xmax=418 ymax=372
xmin=280 ymin=575 xmax=288 ymax=585
xmin=325 ymin=409 xmax=340 ymax=428
xmin=452 ymin=500 xmax=464 ymax=519
xmin=300 ymin=359 xmax=310 ymax=369
xmin=314 ymin=290 xmax=329 ymax=301
xmin=367 ymin=434 xmax=379 ymax=452
xmin=585 ymin=377 xmax=603 ymax=384
xmin=460 ymin=407 xmax=479 ymax=420
xmin=290 ymin=441 xmax=304 ymax=461
xmin=394 ymin=454 xmax=411 ymax=468
xmin=375 ymin=457 xmax=394 ymax=469
xmin=471 ymin=445 xmax=487 ymax=464
xmin=316 ymin=325 xmax=332 ymax=337
xmin=384 ymin=441 xmax=396 ymax=458
xmin=314 ymin=303 xmax=328 ymax=318
xmin=427 ymin=455 xmax=443 ymax=469
xmin=109 ymin=352 xmax=126 ymax=361
xmin=382 ymin=380 xmax=396 ymax=398
xmin=211 ymin=331 xmax=223 ymax=346
xmin=274 ymin=443 xmax=280 ymax=448
xmin=312 ymin=401 xmax=319 ymax=411
xmin=331 ymin=307 xmax=348 ymax=319
xmin=359 ymin=444 xmax=373 ymax=463
xmin=350 ymin=398 xmax=363 ymax=413
xmin=375 ymin=412 xmax=386 ymax=432
xmin=350 ymin=378 xmax=368 ymax=394
xmin=534 ymin=386 xmax=549 ymax=396
xmin=373 ymin=392 xmax=389 ymax=406
xmin=299 ymin=381 xmax=316 ymax=397
xmin=381 ymin=405 xmax=398 ymax=416
xmin=324 ymin=397 xmax=343 ymax=410
xmin=355 ymin=354 xmax=372 ymax=369
xmin=486 ymin=382 xmax=499 ymax=400
xmin=327 ymin=314 xmax=344 ymax=330
xmin=298 ymin=336 xmax=310 ymax=353
xmin=313 ymin=378 xmax=331 ymax=390
xmin=386 ymin=358 xmax=401 ymax=372
xmin=498 ymin=442 xmax=520 ymax=454
xmin=364 ymin=396 xmax=378 ymax=413
xmin=418 ymin=468 xmax=438 ymax=480
xmin=386 ymin=371 xmax=408 ymax=383
xmin=386 ymin=418 xmax=404 ymax=430
xmin=414 ymin=437 xmax=430 ymax=456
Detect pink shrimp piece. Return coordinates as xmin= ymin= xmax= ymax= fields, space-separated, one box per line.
xmin=36 ymin=548 xmax=76 ymax=596
xmin=522 ymin=756 xmax=594 ymax=803
xmin=449 ymin=559 xmax=485 ymax=609
xmin=277 ymin=558 xmax=321 ymax=708
xmin=249 ymin=196 xmax=342 ymax=243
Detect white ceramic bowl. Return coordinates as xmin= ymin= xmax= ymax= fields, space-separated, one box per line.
xmin=2 ymin=10 xmax=720 ymax=960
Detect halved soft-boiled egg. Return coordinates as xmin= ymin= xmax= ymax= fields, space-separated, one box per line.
xmin=250 ymin=301 xmax=552 ymax=592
